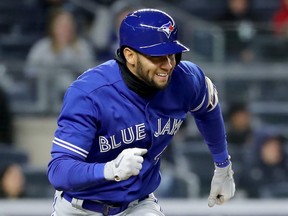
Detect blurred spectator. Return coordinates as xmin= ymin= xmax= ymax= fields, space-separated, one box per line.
xmin=0 ymin=86 xmax=14 ymax=146
xmin=106 ymin=1 xmax=141 ymax=59
xmin=226 ymin=103 xmax=253 ymax=148
xmin=215 ymin=0 xmax=257 ymax=62
xmin=36 ymin=0 xmax=95 ymax=36
xmin=239 ymin=130 xmax=288 ymax=198
xmin=257 ymin=0 xmax=288 ymax=62
xmin=272 ymin=0 xmax=288 ymax=37
xmin=37 ymin=0 xmax=68 ymax=18
xmin=25 ymin=8 xmax=95 ymax=76
xmin=0 ymin=163 xmax=26 ymax=199
xmin=24 ymin=8 xmax=95 ymax=111
xmin=88 ymin=0 xmax=141 ymax=61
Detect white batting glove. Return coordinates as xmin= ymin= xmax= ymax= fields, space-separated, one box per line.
xmin=208 ymin=162 xmax=235 ymax=207
xmin=104 ymin=148 xmax=147 ymax=181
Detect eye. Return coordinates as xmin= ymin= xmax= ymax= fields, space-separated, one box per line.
xmin=144 ymin=55 xmax=163 ymax=63
xmin=142 ymin=54 xmax=175 ymax=64
xmin=151 ymin=55 xmax=175 ymax=63
xmin=168 ymin=54 xmax=175 ymax=61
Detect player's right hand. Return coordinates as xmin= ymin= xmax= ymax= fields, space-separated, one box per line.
xmin=104 ymin=148 xmax=147 ymax=181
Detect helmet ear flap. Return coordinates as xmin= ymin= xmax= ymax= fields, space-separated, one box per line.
xmin=175 ymin=53 xmax=182 ymax=65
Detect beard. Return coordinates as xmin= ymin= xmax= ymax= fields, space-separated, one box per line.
xmin=135 ymin=58 xmax=172 ymax=90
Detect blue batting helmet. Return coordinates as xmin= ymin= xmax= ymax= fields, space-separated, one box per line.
xmin=119 ymin=8 xmax=189 ymax=56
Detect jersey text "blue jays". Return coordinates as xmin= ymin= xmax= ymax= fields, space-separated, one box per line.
xmin=99 ymin=118 xmax=183 ymax=152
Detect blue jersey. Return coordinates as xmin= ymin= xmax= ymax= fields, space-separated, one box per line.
xmin=48 ymin=60 xmax=228 ymax=204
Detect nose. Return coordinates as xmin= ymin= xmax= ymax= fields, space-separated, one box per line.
xmin=160 ymin=55 xmax=173 ymax=71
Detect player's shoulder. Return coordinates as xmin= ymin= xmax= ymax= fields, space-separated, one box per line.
xmin=29 ymin=37 xmax=51 ymax=52
xmin=173 ymin=60 xmax=206 ymax=85
xmin=71 ymin=60 xmax=121 ymax=94
xmin=176 ymin=60 xmax=205 ymax=76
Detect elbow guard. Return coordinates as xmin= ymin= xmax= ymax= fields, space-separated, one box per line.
xmin=205 ymin=76 xmax=219 ymax=112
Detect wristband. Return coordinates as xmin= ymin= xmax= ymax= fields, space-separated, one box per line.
xmin=215 ymin=155 xmax=231 ymax=168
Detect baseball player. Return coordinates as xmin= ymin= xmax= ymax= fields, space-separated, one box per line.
xmin=47 ymin=8 xmax=235 ymax=216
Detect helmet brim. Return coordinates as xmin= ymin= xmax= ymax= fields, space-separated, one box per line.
xmin=137 ymin=40 xmax=189 ymax=56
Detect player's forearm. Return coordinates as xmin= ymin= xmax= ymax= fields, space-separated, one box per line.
xmin=47 ymin=154 xmax=105 ymax=191
xmin=193 ymin=104 xmax=229 ymax=163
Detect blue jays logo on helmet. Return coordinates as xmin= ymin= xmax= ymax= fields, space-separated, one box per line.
xmin=119 ymin=8 xmax=189 ymax=56
xmin=157 ymin=21 xmax=175 ymax=38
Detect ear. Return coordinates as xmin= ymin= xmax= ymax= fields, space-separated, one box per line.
xmin=123 ymin=47 xmax=136 ymax=66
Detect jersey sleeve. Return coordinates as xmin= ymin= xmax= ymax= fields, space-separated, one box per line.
xmin=48 ymin=86 xmax=106 ymax=191
xmin=193 ymin=104 xmax=229 ymax=164
xmin=184 ymin=62 xmax=229 ymax=164
xmin=54 ymin=86 xmax=97 ymax=158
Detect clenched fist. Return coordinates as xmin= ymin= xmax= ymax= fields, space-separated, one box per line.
xmin=208 ymin=162 xmax=235 ymax=207
xmin=104 ymin=148 xmax=147 ymax=181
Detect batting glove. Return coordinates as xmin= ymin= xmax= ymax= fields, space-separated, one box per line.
xmin=104 ymin=148 xmax=147 ymax=181
xmin=208 ymin=161 xmax=235 ymax=207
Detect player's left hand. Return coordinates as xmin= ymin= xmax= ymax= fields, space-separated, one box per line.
xmin=208 ymin=162 xmax=235 ymax=207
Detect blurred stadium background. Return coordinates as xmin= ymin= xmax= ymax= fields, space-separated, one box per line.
xmin=0 ymin=0 xmax=288 ymax=215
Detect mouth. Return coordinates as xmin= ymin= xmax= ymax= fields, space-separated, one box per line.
xmin=156 ymin=73 xmax=169 ymax=77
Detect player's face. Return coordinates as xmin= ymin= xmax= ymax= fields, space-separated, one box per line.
xmin=125 ymin=48 xmax=176 ymax=89
xmin=136 ymin=53 xmax=176 ymax=89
